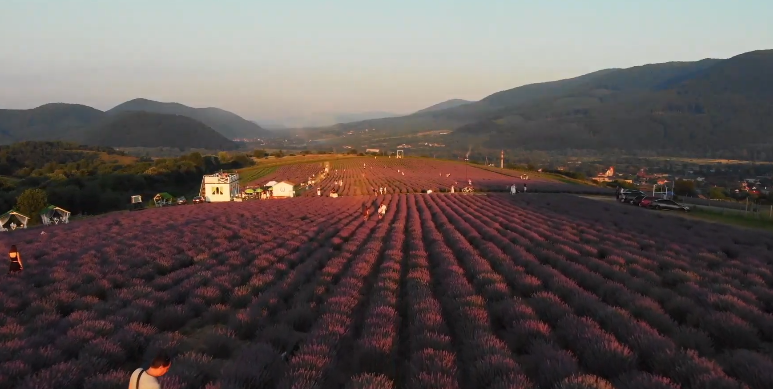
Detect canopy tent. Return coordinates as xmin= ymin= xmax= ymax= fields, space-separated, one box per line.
xmin=0 ymin=211 xmax=29 ymax=231
xmin=154 ymin=192 xmax=175 ymax=207
xmin=244 ymin=189 xmax=255 ymax=194
xmin=129 ymin=195 xmax=146 ymax=211
xmin=265 ymin=180 xmax=278 ymax=187
xmin=40 ymin=205 xmax=71 ymax=225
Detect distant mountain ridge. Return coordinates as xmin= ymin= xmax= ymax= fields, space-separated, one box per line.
xmin=81 ymin=111 xmax=237 ymax=150
xmin=108 ymin=98 xmax=271 ymax=139
xmin=318 ymin=49 xmax=773 ymax=156
xmin=0 ymin=103 xmax=237 ymax=149
xmin=0 ymin=103 xmax=104 ymax=143
xmin=415 ymin=99 xmax=473 ymax=114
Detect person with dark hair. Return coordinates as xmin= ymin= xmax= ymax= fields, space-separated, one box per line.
xmin=8 ymin=245 xmax=23 ymax=274
xmin=128 ymin=351 xmax=172 ymax=389
xmin=362 ymin=203 xmax=370 ymax=221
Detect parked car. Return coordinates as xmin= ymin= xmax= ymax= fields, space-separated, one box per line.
xmin=620 ymin=190 xmax=645 ymax=203
xmin=649 ymin=199 xmax=690 ymax=212
xmin=630 ymin=195 xmax=646 ymax=206
xmin=638 ymin=196 xmax=660 ymax=208
xmin=176 ymin=196 xmax=187 ymax=205
xmin=192 ymin=196 xmax=205 ymax=204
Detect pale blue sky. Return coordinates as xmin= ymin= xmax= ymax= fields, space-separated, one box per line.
xmin=1 ymin=0 xmax=771 ymax=124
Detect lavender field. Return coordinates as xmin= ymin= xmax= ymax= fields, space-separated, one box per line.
xmin=2 ymin=194 xmax=772 ymax=389
xmin=244 ymin=157 xmax=611 ymax=195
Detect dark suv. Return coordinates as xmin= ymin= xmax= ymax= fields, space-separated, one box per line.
xmin=619 ymin=190 xmax=645 ymax=204
xmin=649 ymin=199 xmax=690 ymax=212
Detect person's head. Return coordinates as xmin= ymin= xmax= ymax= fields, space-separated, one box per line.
xmin=147 ymin=351 xmax=172 ymax=376
xmin=10 ymin=245 xmax=17 ymax=253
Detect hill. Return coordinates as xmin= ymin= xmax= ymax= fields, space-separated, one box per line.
xmin=415 ymin=99 xmax=473 ymax=114
xmin=315 ymin=50 xmax=773 ymax=157
xmin=80 ymin=111 xmax=238 ymax=150
xmin=108 ymin=98 xmax=271 ymax=139
xmin=306 ymin=69 xmax=630 ymax=136
xmin=0 ymin=103 xmax=104 ymax=144
xmin=452 ymin=51 xmax=773 ymax=156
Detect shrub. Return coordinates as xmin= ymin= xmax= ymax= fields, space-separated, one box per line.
xmin=719 ymin=349 xmax=773 ymax=389
xmin=345 ymin=373 xmax=395 ymax=389
xmin=556 ymin=374 xmax=615 ymax=389
xmin=523 ymin=341 xmax=580 ymax=388
xmin=614 ymin=372 xmax=679 ymax=389
xmin=83 ymin=370 xmax=129 ymax=389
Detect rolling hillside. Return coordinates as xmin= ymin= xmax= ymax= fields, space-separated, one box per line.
xmin=80 ymin=112 xmax=238 ymax=150
xmin=415 ymin=99 xmax=473 ymax=114
xmin=108 ymin=98 xmax=271 ymax=139
xmin=453 ymin=50 xmax=773 ymax=154
xmin=313 ymin=50 xmax=772 ymax=156
xmin=0 ymin=103 xmax=105 ymax=144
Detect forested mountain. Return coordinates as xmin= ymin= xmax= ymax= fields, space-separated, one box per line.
xmin=0 ymin=103 xmax=104 ymax=143
xmin=108 ymin=98 xmax=271 ymax=139
xmin=415 ymin=99 xmax=473 ymax=114
xmin=80 ymin=112 xmax=237 ymax=150
xmin=451 ymin=50 xmax=773 ymax=156
xmin=0 ymin=104 xmax=240 ymax=150
xmin=319 ymin=50 xmax=773 ymax=157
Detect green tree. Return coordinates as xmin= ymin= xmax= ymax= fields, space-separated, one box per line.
xmin=709 ymin=187 xmax=727 ymax=200
xmin=15 ymin=188 xmax=48 ymax=225
xmin=674 ymin=179 xmax=696 ymax=196
xmin=218 ymin=151 xmax=232 ymax=163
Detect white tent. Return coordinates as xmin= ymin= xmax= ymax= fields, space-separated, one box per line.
xmin=265 ymin=180 xmax=278 ymax=187
xmin=41 ymin=205 xmax=71 ymax=225
xmin=0 ymin=211 xmax=29 ymax=231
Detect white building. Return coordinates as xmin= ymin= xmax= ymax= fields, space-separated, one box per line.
xmin=200 ymin=171 xmax=240 ymax=202
xmin=271 ymin=181 xmax=295 ymax=198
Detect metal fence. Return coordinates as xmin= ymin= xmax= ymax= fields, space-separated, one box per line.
xmin=680 ymin=197 xmax=773 ymax=220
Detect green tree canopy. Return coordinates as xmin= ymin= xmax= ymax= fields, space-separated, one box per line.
xmin=16 ymin=188 xmax=48 ymax=225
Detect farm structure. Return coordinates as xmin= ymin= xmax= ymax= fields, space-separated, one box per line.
xmin=200 ymin=171 xmax=240 ymax=202
xmin=2 ymin=194 xmax=773 ymax=389
xmin=241 ymin=157 xmax=611 ymax=196
xmin=271 ymin=181 xmax=296 ymax=198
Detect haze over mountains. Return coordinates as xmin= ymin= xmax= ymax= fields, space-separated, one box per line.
xmin=0 ymin=99 xmax=268 ymax=149
xmin=317 ymin=50 xmax=773 ymax=156
xmin=1 ymin=49 xmax=771 ymax=156
xmin=108 ymin=98 xmax=272 ymax=139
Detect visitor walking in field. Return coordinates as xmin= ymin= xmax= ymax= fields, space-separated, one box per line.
xmin=511 ymin=184 xmax=517 ymax=195
xmin=523 ymin=183 xmax=527 ymax=193
xmin=378 ymin=202 xmax=387 ymax=220
xmin=8 ymin=245 xmax=23 ymax=274
xmin=128 ymin=351 xmax=171 ymax=389
xmin=362 ymin=203 xmax=371 ymax=220
xmin=317 ymin=188 xmax=321 ymax=196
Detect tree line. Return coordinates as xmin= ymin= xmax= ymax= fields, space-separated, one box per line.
xmin=0 ymin=141 xmax=255 ymax=220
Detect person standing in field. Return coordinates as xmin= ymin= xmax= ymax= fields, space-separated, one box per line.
xmin=378 ymin=202 xmax=387 ymax=220
xmin=362 ymin=203 xmax=371 ymax=220
xmin=128 ymin=351 xmax=171 ymax=389
xmin=8 ymin=245 xmax=23 ymax=274
xmin=523 ymin=183 xmax=527 ymax=193
xmin=511 ymin=184 xmax=517 ymax=195
xmin=317 ymin=188 xmax=321 ymax=196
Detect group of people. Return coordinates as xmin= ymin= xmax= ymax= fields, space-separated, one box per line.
xmin=362 ymin=202 xmax=388 ymax=220
xmin=510 ymin=183 xmax=527 ymax=194
xmin=371 ymin=187 xmax=389 ymax=195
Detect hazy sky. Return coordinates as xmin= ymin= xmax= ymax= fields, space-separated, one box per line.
xmin=1 ymin=0 xmax=771 ymax=123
